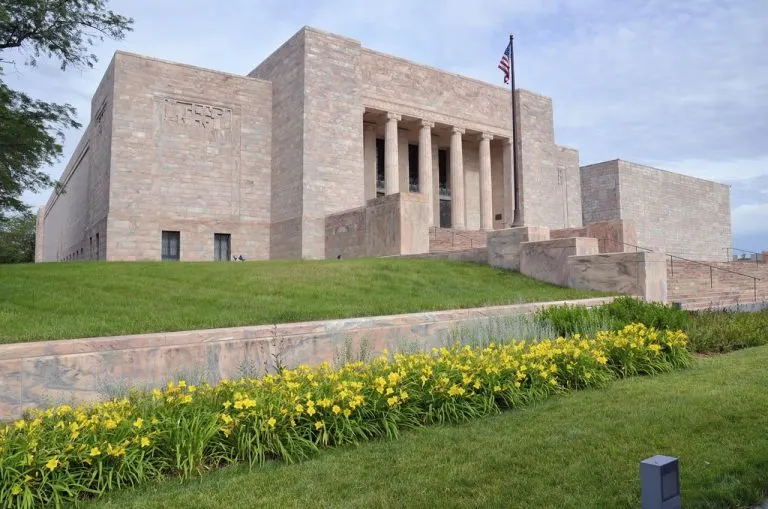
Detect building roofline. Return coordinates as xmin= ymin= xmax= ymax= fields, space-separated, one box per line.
xmin=113 ymin=50 xmax=271 ymax=85
xmin=580 ymin=158 xmax=731 ymax=187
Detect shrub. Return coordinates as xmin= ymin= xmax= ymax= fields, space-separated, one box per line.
xmin=686 ymin=308 xmax=768 ymax=353
xmin=0 ymin=324 xmax=692 ymax=508
xmin=537 ymin=296 xmax=690 ymax=337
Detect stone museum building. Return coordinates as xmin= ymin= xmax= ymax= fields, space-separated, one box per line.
xmin=35 ymin=26 xmax=732 ymax=263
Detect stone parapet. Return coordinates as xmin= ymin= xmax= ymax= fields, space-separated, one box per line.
xmin=487 ymin=226 xmax=550 ymax=271
xmin=520 ymin=237 xmax=599 ymax=286
xmin=0 ymin=297 xmax=615 ymax=421
xmin=568 ymin=251 xmax=668 ymax=303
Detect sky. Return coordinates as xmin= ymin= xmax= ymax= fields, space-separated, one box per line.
xmin=5 ymin=0 xmax=767 ymax=252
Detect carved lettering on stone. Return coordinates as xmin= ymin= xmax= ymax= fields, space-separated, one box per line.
xmin=163 ymin=99 xmax=232 ymax=131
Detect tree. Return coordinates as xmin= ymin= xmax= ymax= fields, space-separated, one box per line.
xmin=0 ymin=0 xmax=133 ymax=220
xmin=0 ymin=209 xmax=35 ymax=263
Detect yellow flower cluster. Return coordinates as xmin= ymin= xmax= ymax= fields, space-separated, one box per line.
xmin=0 ymin=323 xmax=691 ymax=508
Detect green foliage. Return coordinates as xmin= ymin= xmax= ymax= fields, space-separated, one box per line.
xmin=0 ymin=325 xmax=692 ymax=507
xmin=536 ymin=296 xmax=768 ymax=355
xmin=0 ymin=209 xmax=35 ymax=263
xmin=87 ymin=345 xmax=768 ymax=509
xmin=686 ymin=308 xmax=768 ymax=353
xmin=536 ymin=296 xmax=690 ymax=337
xmin=0 ymin=0 xmax=133 ymax=219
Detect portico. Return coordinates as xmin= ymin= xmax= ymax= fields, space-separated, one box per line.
xmin=362 ymin=108 xmax=515 ymax=231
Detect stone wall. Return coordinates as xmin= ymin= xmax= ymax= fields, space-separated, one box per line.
xmin=302 ymin=29 xmax=365 ymax=258
xmin=568 ymin=252 xmax=668 ymax=303
xmin=325 ymin=193 xmax=430 ymax=259
xmin=550 ymin=219 xmax=637 ymax=254
xmin=108 ymin=52 xmax=273 ymax=261
xmin=556 ymin=145 xmax=583 ymax=228
xmin=0 ymin=297 xmax=613 ymax=421
xmin=618 ymin=160 xmax=731 ymax=261
xmin=39 ymin=59 xmax=115 ymax=262
xmin=249 ymin=30 xmax=306 ymax=259
xmin=487 ymin=226 xmax=551 ymax=271
xmin=520 ymin=237 xmax=599 ymax=286
xmin=581 ymin=159 xmax=732 ymax=261
xmin=580 ymin=160 xmax=621 ymax=225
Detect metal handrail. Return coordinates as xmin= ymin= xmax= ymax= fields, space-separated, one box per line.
xmin=725 ymin=247 xmax=762 ymax=264
xmin=598 ymin=237 xmax=761 ymax=301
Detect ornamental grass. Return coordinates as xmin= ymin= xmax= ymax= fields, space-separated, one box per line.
xmin=0 ymin=323 xmax=692 ymax=508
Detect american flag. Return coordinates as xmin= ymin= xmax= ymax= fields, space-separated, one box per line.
xmin=498 ymin=41 xmax=512 ymax=84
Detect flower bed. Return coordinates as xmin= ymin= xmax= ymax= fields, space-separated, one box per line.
xmin=0 ymin=324 xmax=692 ymax=508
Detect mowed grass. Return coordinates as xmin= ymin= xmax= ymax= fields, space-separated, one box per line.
xmin=0 ymin=259 xmax=608 ymax=343
xmin=87 ymin=345 xmax=768 ymax=509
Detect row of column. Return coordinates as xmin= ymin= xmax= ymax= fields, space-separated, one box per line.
xmin=375 ymin=112 xmax=503 ymax=230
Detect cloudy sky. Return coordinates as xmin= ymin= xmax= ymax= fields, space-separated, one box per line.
xmin=6 ymin=0 xmax=767 ymax=252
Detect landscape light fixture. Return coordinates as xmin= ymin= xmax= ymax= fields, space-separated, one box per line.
xmin=640 ymin=455 xmax=681 ymax=509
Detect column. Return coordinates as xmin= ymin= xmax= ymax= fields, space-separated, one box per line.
xmin=431 ymin=138 xmax=440 ymax=227
xmin=419 ymin=120 xmax=434 ymax=226
xmin=450 ymin=126 xmax=465 ymax=229
xmin=385 ymin=112 xmax=400 ymax=195
xmin=363 ymin=122 xmax=377 ymax=201
xmin=502 ymin=138 xmax=515 ymax=227
xmin=479 ymin=133 xmax=493 ymax=230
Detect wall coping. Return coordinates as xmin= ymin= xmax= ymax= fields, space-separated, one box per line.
xmin=0 ymin=298 xmax=615 ymax=361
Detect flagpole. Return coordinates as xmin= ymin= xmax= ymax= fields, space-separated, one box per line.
xmin=509 ymin=33 xmax=522 ymax=227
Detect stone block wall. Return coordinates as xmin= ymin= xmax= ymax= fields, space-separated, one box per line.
xmin=249 ymin=30 xmax=306 ymax=259
xmin=302 ymin=29 xmax=365 ymax=258
xmin=581 ymin=160 xmax=732 ymax=261
xmin=556 ymin=145 xmax=583 ymax=228
xmin=617 ymin=160 xmax=731 ymax=261
xmin=568 ymin=251 xmax=668 ymax=303
xmin=487 ymin=226 xmax=551 ymax=271
xmin=520 ymin=237 xmax=599 ymax=286
xmin=39 ymin=59 xmax=115 ymax=262
xmin=551 ymin=219 xmax=638 ymax=254
xmin=0 ymin=297 xmax=613 ymax=420
xmin=580 ymin=160 xmax=621 ymax=225
xmin=108 ymin=52 xmax=273 ymax=261
xmin=325 ymin=193 xmax=430 ymax=258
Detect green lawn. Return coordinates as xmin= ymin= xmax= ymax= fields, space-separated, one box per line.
xmin=88 ymin=346 xmax=768 ymax=509
xmin=0 ymin=259 xmax=608 ymax=343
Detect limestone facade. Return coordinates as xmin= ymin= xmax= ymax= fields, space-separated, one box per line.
xmin=36 ymin=26 xmax=732 ymax=263
xmin=580 ymin=160 xmax=732 ymax=261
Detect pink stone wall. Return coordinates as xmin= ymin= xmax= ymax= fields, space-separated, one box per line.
xmin=0 ymin=297 xmax=614 ymax=421
xmin=108 ymin=52 xmax=273 ymax=261
xmin=550 ymin=220 xmax=638 ymax=254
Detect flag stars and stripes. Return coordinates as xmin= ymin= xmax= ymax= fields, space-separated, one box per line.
xmin=498 ymin=41 xmax=512 ymax=84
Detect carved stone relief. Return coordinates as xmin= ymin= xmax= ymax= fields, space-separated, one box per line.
xmin=163 ymin=99 xmax=232 ymax=131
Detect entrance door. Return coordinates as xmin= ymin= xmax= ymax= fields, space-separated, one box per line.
xmin=214 ymin=233 xmax=231 ymax=261
xmin=440 ymin=199 xmax=452 ymax=228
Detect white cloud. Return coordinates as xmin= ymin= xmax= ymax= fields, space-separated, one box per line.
xmin=732 ymin=203 xmax=768 ymax=235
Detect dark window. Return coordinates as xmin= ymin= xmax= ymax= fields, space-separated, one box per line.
xmin=162 ymin=230 xmax=180 ymax=261
xmin=376 ymin=138 xmax=385 ymax=191
xmin=438 ymin=149 xmax=449 ymax=194
xmin=408 ymin=144 xmax=419 ymax=192
xmin=214 ymin=233 xmax=231 ymax=261
xmin=95 ymin=233 xmax=100 ymax=260
xmin=495 ymin=213 xmax=503 ymax=221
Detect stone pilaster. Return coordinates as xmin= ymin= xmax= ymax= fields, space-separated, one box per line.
xmin=385 ymin=112 xmax=400 ymax=195
xmin=479 ymin=133 xmax=493 ymax=230
xmin=363 ymin=122 xmax=377 ymax=202
xmin=502 ymin=138 xmax=515 ymax=228
xmin=419 ymin=120 xmax=434 ymax=226
xmin=450 ymin=126 xmax=465 ymax=229
xmin=431 ymin=135 xmax=440 ymax=228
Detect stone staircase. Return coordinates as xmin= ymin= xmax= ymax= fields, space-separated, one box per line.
xmin=429 ymin=228 xmax=487 ymax=253
xmin=667 ymin=258 xmax=768 ymax=310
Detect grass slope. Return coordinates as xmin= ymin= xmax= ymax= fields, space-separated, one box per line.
xmin=89 ymin=346 xmax=768 ymax=509
xmin=0 ymin=259 xmax=607 ymax=343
